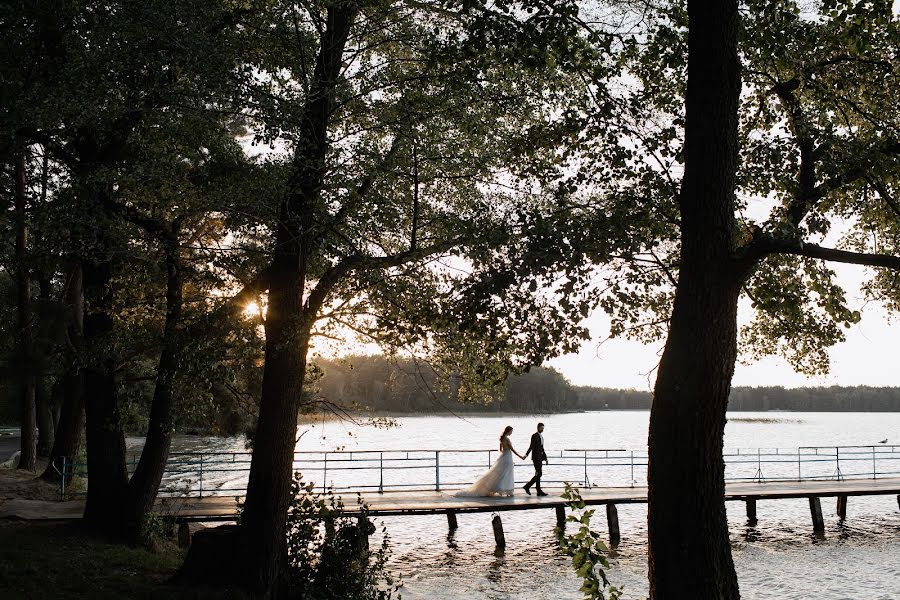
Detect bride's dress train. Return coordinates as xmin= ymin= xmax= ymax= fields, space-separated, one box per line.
xmin=455 ymin=446 xmax=515 ymax=497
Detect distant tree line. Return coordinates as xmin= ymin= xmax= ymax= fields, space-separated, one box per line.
xmin=312 ymin=355 xmax=900 ymax=413
xmin=314 ymin=355 xmax=578 ymax=414
xmin=4 ymin=354 xmax=897 ymax=428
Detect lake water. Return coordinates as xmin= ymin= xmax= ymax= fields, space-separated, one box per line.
xmin=169 ymin=411 xmax=900 ymax=599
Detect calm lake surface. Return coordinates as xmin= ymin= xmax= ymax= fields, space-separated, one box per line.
xmin=170 ymin=411 xmax=900 ymax=599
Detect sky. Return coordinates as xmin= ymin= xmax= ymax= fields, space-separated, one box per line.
xmin=548 ymin=261 xmax=900 ymax=390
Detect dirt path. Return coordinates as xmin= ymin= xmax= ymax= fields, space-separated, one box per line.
xmin=0 ymin=444 xmax=60 ymax=505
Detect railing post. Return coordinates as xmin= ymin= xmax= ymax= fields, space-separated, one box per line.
xmin=199 ymin=453 xmax=204 ymax=499
xmin=872 ymin=446 xmax=877 ymax=480
xmin=584 ymin=451 xmax=589 ymax=486
xmin=435 ymin=451 xmax=441 ymax=492
xmin=323 ymin=453 xmax=328 ymax=493
xmin=836 ymin=447 xmax=842 ymax=481
xmin=798 ymin=447 xmax=802 ymax=481
xmin=379 ymin=452 xmax=384 ymax=494
xmin=630 ymin=450 xmax=634 ymax=488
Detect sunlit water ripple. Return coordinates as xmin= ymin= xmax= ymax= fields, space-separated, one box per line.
xmin=165 ymin=411 xmax=900 ymax=599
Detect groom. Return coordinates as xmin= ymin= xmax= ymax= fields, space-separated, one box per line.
xmin=523 ymin=422 xmax=548 ymax=496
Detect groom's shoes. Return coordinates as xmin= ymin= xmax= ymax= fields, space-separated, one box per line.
xmin=536 ymin=490 xmax=548 ymax=496
xmin=523 ymin=486 xmax=531 ymax=495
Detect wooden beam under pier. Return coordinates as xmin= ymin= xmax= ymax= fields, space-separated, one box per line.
xmin=746 ymin=499 xmax=757 ymax=525
xmin=606 ymin=503 xmax=620 ymax=546
xmin=555 ymin=505 xmax=565 ymax=527
xmin=836 ymin=495 xmax=847 ymax=520
xmin=491 ymin=515 xmax=505 ymax=548
xmin=809 ymin=497 xmax=825 ymax=533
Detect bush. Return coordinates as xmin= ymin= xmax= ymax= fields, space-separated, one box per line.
xmin=284 ymin=473 xmax=400 ymax=599
xmin=557 ymin=484 xmax=622 ymax=600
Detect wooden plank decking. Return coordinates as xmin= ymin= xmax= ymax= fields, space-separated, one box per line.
xmin=2 ymin=477 xmax=897 ymax=522
xmin=161 ymin=476 xmax=900 ymax=521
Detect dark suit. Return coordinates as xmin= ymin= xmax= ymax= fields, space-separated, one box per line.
xmin=524 ymin=431 xmax=547 ymax=493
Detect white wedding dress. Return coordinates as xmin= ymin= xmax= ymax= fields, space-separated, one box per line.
xmin=455 ymin=436 xmax=516 ymax=497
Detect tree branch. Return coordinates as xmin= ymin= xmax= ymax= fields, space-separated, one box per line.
xmin=304 ymin=238 xmax=462 ymax=315
xmin=411 ymin=141 xmax=419 ymax=251
xmin=866 ymin=177 xmax=900 ymax=221
xmin=327 ymin=134 xmax=402 ymax=229
xmin=181 ymin=267 xmax=273 ymax=337
xmin=104 ymin=198 xmax=174 ymax=241
xmin=771 ymin=79 xmax=818 ymax=227
xmin=754 ymin=236 xmax=900 ymax=271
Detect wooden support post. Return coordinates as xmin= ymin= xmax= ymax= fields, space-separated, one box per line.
xmin=746 ymin=499 xmax=757 ymax=525
xmin=357 ymin=517 xmax=371 ymax=551
xmin=447 ymin=510 xmax=458 ymax=530
xmin=896 ymin=494 xmax=899 ymax=511
xmin=492 ymin=514 xmax=505 ymax=548
xmin=836 ymin=495 xmax=847 ymax=520
xmin=555 ymin=505 xmax=566 ymax=527
xmin=809 ymin=497 xmax=824 ymax=533
xmin=606 ymin=503 xmax=621 ymax=546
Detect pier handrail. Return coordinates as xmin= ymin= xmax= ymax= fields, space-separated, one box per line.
xmin=58 ymin=444 xmax=900 ymax=500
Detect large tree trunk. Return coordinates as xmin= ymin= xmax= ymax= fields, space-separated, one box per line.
xmin=14 ymin=144 xmax=37 ymax=471
xmin=122 ymin=240 xmax=183 ymax=539
xmin=177 ymin=246 xmax=314 ymax=595
xmin=182 ymin=7 xmax=357 ymax=596
xmin=35 ymin=375 xmax=53 ymax=457
xmin=179 ymin=5 xmax=357 ymax=594
xmin=239 ymin=259 xmax=310 ymax=594
xmin=82 ymin=256 xmax=128 ymax=532
xmin=41 ymin=370 xmax=84 ymax=480
xmin=36 ymin=276 xmax=55 ymax=457
xmin=41 ymin=263 xmax=86 ymax=482
xmin=647 ymin=1 xmax=743 ymax=598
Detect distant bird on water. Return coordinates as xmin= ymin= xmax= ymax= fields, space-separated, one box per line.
xmin=878 ymin=439 xmax=888 ymax=444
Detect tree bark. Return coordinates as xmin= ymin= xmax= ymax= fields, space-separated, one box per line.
xmin=240 ymin=258 xmax=311 ymax=593
xmin=81 ymin=254 xmax=128 ymax=532
xmin=14 ymin=144 xmax=37 ymax=471
xmin=35 ymin=375 xmax=53 ymax=457
xmin=178 ymin=4 xmax=359 ymax=595
xmin=122 ymin=238 xmax=183 ymax=539
xmin=36 ymin=276 xmax=55 ymax=457
xmin=647 ymin=1 xmax=742 ymax=598
xmin=41 ymin=262 xmax=85 ymax=482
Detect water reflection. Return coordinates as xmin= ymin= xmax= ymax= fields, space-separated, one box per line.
xmin=742 ymin=526 xmax=762 ymax=543
xmin=487 ymin=550 xmax=505 ymax=583
xmin=442 ymin=531 xmax=460 ymax=569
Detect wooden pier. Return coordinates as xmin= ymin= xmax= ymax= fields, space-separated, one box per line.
xmin=160 ymin=476 xmax=900 ymax=517
xmin=150 ymin=476 xmax=900 ymax=547
xmin=10 ymin=445 xmax=895 ymax=549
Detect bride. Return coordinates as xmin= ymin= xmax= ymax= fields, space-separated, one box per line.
xmin=455 ymin=426 xmax=524 ymax=497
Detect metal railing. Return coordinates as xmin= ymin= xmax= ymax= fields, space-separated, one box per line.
xmin=57 ymin=445 xmax=900 ymax=500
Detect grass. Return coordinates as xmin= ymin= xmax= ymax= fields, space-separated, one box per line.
xmin=0 ymin=521 xmax=185 ymax=599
